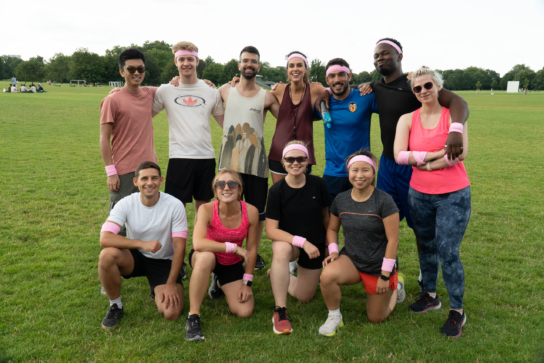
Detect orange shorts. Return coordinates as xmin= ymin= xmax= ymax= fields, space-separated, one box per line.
xmin=359 ymin=269 xmax=398 ymax=295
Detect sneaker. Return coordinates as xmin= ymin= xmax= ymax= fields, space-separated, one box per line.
xmin=101 ymin=304 xmax=124 ymax=330
xmin=180 ymin=261 xmax=187 ymax=279
xmin=255 ymin=254 xmax=266 ymax=270
xmin=318 ymin=314 xmax=344 ymax=336
xmin=272 ymin=307 xmax=292 ymax=335
xmin=396 ymin=273 xmax=406 ymax=304
xmin=289 ymin=261 xmax=298 ymax=275
xmin=208 ymin=272 xmax=224 ymax=299
xmin=408 ymin=293 xmax=441 ymax=313
xmin=185 ymin=314 xmax=205 ymax=341
xmin=100 ymin=286 xmax=106 ymax=295
xmin=440 ymin=310 xmax=467 ymax=338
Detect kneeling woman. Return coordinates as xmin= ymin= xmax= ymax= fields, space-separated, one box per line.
xmin=319 ymin=151 xmax=404 ymax=336
xmin=265 ymin=141 xmax=330 ymax=335
xmin=185 ymin=170 xmax=260 ymax=341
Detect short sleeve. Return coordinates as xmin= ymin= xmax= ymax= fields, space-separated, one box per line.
xmin=265 ymin=184 xmax=282 ymax=221
xmin=211 ymin=90 xmax=224 ymax=116
xmin=330 ymin=197 xmax=339 ymax=217
xmin=152 ymin=86 xmax=165 ymax=113
xmin=100 ymin=96 xmax=117 ymax=125
xmin=370 ymin=92 xmax=379 ymax=114
xmin=319 ymin=177 xmax=331 ymax=208
xmin=378 ymin=191 xmax=399 ymax=219
xmin=171 ymin=200 xmax=188 ymax=233
xmin=107 ymin=197 xmax=129 ymax=227
xmin=313 ymin=102 xmax=322 ymax=120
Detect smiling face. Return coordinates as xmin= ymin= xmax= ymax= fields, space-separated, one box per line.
xmin=283 ymin=149 xmax=308 ymax=176
xmin=175 ymin=55 xmax=198 ymax=77
xmin=239 ymin=51 xmax=260 ymax=80
xmin=348 ymin=161 xmax=375 ymax=190
xmin=287 ymin=57 xmax=307 ymax=83
xmin=411 ymin=74 xmax=440 ymax=104
xmin=134 ymin=168 xmax=163 ymax=199
xmin=326 ymin=70 xmax=351 ymax=96
xmin=214 ymin=172 xmax=242 ymax=203
xmin=120 ymin=59 xmax=145 ymax=87
xmin=373 ymin=43 xmax=402 ymax=76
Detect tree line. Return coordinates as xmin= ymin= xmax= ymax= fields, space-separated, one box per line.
xmin=1 ymin=41 xmax=543 ymax=90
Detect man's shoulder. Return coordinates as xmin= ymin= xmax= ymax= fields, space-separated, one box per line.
xmin=161 ymin=192 xmax=184 ymax=208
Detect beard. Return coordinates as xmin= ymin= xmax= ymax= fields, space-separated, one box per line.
xmin=242 ymin=67 xmax=257 ymax=80
xmin=376 ymin=64 xmax=395 ymax=76
xmin=331 ymin=82 xmax=349 ymax=96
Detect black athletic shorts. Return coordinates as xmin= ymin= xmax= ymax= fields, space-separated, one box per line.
xmin=122 ymin=249 xmax=182 ymax=291
xmin=297 ymin=243 xmax=326 ymax=270
xmin=322 ymin=174 xmax=352 ymax=202
xmin=189 ymin=249 xmax=245 ymax=286
xmin=165 ymin=158 xmax=215 ymax=204
xmin=240 ymin=173 xmax=268 ymax=221
xmin=268 ymin=159 xmax=312 ymax=176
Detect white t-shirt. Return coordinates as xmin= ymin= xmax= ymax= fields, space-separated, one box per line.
xmin=20 ymin=86 xmax=27 ymax=92
xmin=152 ymin=80 xmax=224 ymax=159
xmin=30 ymin=86 xmax=37 ymax=93
xmin=107 ymin=192 xmax=188 ymax=260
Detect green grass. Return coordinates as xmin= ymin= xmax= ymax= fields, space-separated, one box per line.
xmin=1 ymin=84 xmax=543 ymax=362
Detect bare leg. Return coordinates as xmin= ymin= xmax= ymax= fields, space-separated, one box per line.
xmin=287 ymin=266 xmax=321 ymax=304
xmin=320 ymin=255 xmax=361 ymax=310
xmin=154 ymin=283 xmax=184 ymax=320
xmin=222 ymin=280 xmax=254 ymax=318
xmin=366 ymin=288 xmax=396 ymax=323
xmin=98 ymin=248 xmax=134 ymax=300
xmin=189 ymin=251 xmax=215 ymax=315
xmin=270 ymin=241 xmax=299 ymax=307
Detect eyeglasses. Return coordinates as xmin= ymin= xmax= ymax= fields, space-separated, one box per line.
xmin=413 ymin=82 xmax=433 ymax=94
xmin=284 ymin=156 xmax=307 ymax=164
xmin=126 ymin=66 xmax=146 ymax=74
xmin=241 ymin=59 xmax=259 ymax=64
xmin=215 ymin=181 xmax=239 ymax=190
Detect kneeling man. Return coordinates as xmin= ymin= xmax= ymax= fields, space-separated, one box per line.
xmin=98 ymin=161 xmax=188 ymax=329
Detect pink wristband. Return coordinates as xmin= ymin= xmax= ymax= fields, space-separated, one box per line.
xmin=397 ymin=151 xmax=410 ymax=165
xmin=224 ymin=242 xmax=236 ymax=253
xmin=172 ymin=231 xmax=188 ymax=238
xmin=381 ymin=258 xmax=396 ymax=272
xmin=101 ymin=222 xmax=120 ymax=234
xmin=412 ymin=151 xmax=428 ymax=166
xmin=449 ymin=123 xmax=464 ymax=134
xmin=326 ymin=87 xmax=332 ymax=95
xmin=444 ymin=154 xmax=460 ymax=166
xmin=328 ymin=243 xmax=339 ymax=255
xmin=292 ymin=236 xmax=306 ymax=248
xmin=105 ymin=165 xmax=117 ymax=176
xmin=243 ymin=273 xmax=254 ymax=282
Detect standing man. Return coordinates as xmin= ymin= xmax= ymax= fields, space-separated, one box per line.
xmin=98 ymin=161 xmax=188 ymax=329
xmin=11 ymin=75 xmax=17 ymax=90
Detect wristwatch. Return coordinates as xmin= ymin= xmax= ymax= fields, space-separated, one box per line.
xmin=242 ymin=280 xmax=253 ymax=287
xmin=379 ymin=274 xmax=390 ymax=281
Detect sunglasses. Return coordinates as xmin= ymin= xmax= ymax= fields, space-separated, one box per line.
xmin=413 ymin=82 xmax=433 ymax=94
xmin=215 ymin=181 xmax=239 ymax=189
xmin=125 ymin=66 xmax=146 ymax=74
xmin=284 ymin=156 xmax=307 ymax=164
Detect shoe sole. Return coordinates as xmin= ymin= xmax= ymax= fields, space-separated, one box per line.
xmin=101 ymin=323 xmax=118 ymax=330
xmin=185 ymin=334 xmax=205 ymax=341
xmin=442 ymin=314 xmax=467 ymax=338
xmin=271 ymin=317 xmax=292 ymax=335
xmin=411 ymin=301 xmax=441 ymax=314
xmin=319 ymin=321 xmax=344 ymax=337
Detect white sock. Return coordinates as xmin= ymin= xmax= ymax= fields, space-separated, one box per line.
xmin=418 ymin=270 xmax=422 ymax=282
xmin=109 ymin=297 xmax=122 ymax=309
xmin=329 ymin=308 xmax=341 ymax=318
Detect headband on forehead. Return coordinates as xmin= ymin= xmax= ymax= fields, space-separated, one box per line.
xmin=282 ymin=144 xmax=309 ymax=159
xmin=375 ymin=40 xmax=402 ymax=54
xmin=174 ymin=50 xmax=199 ymax=59
xmin=347 ymin=155 xmax=376 ymax=171
xmin=326 ymin=65 xmax=351 ymax=77
xmin=286 ymin=53 xmax=308 ymax=68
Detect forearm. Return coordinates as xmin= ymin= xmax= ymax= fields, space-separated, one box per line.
xmin=193 ymin=237 xmax=231 ymax=253
xmin=244 ymin=244 xmax=258 ymax=273
xmin=100 ymin=232 xmax=142 ymax=249
xmin=166 ymin=248 xmax=185 ymax=285
xmin=266 ymin=226 xmax=296 ymax=244
xmin=99 ymin=135 xmax=113 ymax=166
xmin=427 ymin=157 xmax=451 ymax=171
xmin=396 ymin=150 xmax=443 ymax=166
xmin=439 ymin=90 xmax=469 ymax=125
xmin=326 ymin=228 xmax=339 ymax=245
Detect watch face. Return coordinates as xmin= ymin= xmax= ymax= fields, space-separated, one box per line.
xmin=243 ymin=280 xmax=252 ymax=287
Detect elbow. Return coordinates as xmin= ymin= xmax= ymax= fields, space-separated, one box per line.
xmin=99 ymin=234 xmax=108 ymax=248
xmin=192 ymin=238 xmax=203 ymax=252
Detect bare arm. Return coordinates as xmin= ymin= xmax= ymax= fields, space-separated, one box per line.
xmin=243 ymin=205 xmax=260 ymax=273
xmin=265 ymin=218 xmax=298 ymax=244
xmin=381 ymin=213 xmax=400 ymax=277
xmin=192 ymin=205 xmax=230 ymax=253
xmin=438 ymin=89 xmax=469 ymax=160
xmin=417 ymin=121 xmax=469 ymax=171
xmin=323 ymin=214 xmax=341 ymax=266
xmin=100 ymin=221 xmax=162 ymax=253
xmin=99 ymin=123 xmax=120 ymax=192
xmin=393 ymin=114 xmax=446 ymax=165
xmin=322 ymin=207 xmax=330 ymax=236
xmin=265 ymin=91 xmax=280 ymax=119
xmin=167 ymin=237 xmax=186 ymax=285
xmin=212 ymin=114 xmax=224 ymax=128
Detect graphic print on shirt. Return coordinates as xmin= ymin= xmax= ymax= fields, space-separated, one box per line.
xmin=349 ymin=102 xmax=357 ymax=112
xmin=174 ymin=95 xmax=206 ymax=108
xmin=219 ymin=122 xmax=268 ymax=177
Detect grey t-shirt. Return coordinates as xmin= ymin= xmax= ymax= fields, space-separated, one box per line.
xmin=330 ymin=188 xmax=399 ymax=275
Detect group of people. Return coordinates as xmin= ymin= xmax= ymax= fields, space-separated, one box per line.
xmin=4 ymin=79 xmax=45 ymax=93
xmin=97 ymin=38 xmax=472 ymax=341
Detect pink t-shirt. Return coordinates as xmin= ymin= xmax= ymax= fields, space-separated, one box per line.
xmin=100 ymin=87 xmax=158 ymax=175
xmin=409 ymin=107 xmax=470 ymax=194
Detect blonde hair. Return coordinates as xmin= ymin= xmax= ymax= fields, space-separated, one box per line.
xmin=345 ymin=150 xmax=379 ymax=186
xmin=410 ymin=66 xmax=444 ymax=90
xmin=211 ymin=169 xmax=243 ymax=199
xmin=172 ymin=41 xmax=199 ymax=54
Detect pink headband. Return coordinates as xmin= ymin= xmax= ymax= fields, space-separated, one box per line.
xmin=326 ymin=65 xmax=351 ymax=77
xmin=347 ymin=155 xmax=376 ymax=171
xmin=174 ymin=50 xmax=199 ymax=59
xmin=282 ymin=145 xmax=309 ymax=159
xmin=286 ymin=53 xmax=308 ymax=68
xmin=375 ymin=40 xmax=402 ymax=54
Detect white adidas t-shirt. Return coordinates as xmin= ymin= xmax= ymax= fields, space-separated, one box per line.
xmin=153 ymin=80 xmax=224 ymax=159
xmin=107 ymin=192 xmax=188 ymax=260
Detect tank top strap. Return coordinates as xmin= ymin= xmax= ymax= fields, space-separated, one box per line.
xmin=211 ymin=199 xmax=221 ymax=226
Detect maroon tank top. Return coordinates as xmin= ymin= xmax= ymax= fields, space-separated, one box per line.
xmin=269 ymin=83 xmax=316 ymax=164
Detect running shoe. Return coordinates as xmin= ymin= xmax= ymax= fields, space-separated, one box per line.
xmin=101 ymin=304 xmax=124 ymax=330
xmin=255 ymin=254 xmax=266 ymax=270
xmin=289 ymin=261 xmax=298 ymax=275
xmin=272 ymin=307 xmax=292 ymax=335
xmin=180 ymin=261 xmax=187 ymax=279
xmin=440 ymin=310 xmax=466 ymax=338
xmin=408 ymin=293 xmax=441 ymax=313
xmin=318 ymin=314 xmax=344 ymax=336
xmin=185 ymin=314 xmax=205 ymax=341
xmin=208 ymin=272 xmax=224 ymax=299
xmin=396 ymin=273 xmax=406 ymax=304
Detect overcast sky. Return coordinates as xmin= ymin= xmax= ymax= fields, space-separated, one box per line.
xmin=3 ymin=0 xmax=543 ymax=76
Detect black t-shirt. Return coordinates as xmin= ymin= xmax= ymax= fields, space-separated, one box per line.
xmin=266 ymin=175 xmax=331 ymax=247
xmin=371 ymin=75 xmax=422 ymax=159
xmin=330 ymin=188 xmax=399 ymax=275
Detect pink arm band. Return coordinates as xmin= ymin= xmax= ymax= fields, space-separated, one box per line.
xmin=224 ymin=242 xmax=236 ymax=253
xmin=397 ymin=151 xmax=410 ymax=165
xmin=449 ymin=123 xmax=464 ymax=134
xmin=328 ymin=243 xmax=339 ymax=255
xmin=101 ymin=222 xmax=120 ymax=234
xmin=105 ymin=165 xmax=117 ymax=176
xmin=172 ymin=231 xmax=188 ymax=238
xmin=412 ymin=151 xmax=428 ymax=166
xmin=444 ymin=154 xmax=460 ymax=166
xmin=326 ymin=87 xmax=332 ymax=95
xmin=292 ymin=236 xmax=306 ymax=248
xmin=243 ymin=273 xmax=253 ymax=282
xmin=381 ymin=258 xmax=396 ymax=272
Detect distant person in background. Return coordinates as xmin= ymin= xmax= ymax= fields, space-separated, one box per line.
xmin=10 ymin=84 xmax=18 ymax=92
xmin=11 ymin=76 xmax=17 ymax=89
xmin=30 ymin=84 xmax=37 ymax=93
xmin=37 ymin=83 xmax=45 ymax=92
xmin=20 ymin=84 xmax=27 ymax=92
xmin=6 ymin=84 xmax=12 ymax=92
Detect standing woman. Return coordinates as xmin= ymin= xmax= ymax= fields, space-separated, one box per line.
xmin=185 ymin=170 xmax=260 ymax=341
xmin=394 ymin=66 xmax=470 ymax=338
xmin=265 ymin=141 xmax=330 ymax=335
xmin=318 ymin=151 xmax=405 ymax=336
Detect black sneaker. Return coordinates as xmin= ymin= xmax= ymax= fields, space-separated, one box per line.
xmin=180 ymin=261 xmax=187 ymax=279
xmin=208 ymin=272 xmax=224 ymax=299
xmin=408 ymin=293 xmax=442 ymax=313
xmin=185 ymin=314 xmax=205 ymax=341
xmin=255 ymin=254 xmax=266 ymax=270
xmin=101 ymin=304 xmax=124 ymax=330
xmin=441 ymin=310 xmax=466 ymax=338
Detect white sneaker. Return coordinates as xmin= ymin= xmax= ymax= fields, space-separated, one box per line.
xmin=101 ymin=286 xmax=106 ymax=295
xmin=396 ymin=281 xmax=406 ymax=304
xmin=289 ymin=261 xmax=298 ymax=275
xmin=318 ymin=314 xmax=344 ymax=336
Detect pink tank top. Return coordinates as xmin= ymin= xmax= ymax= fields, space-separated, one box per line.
xmin=206 ymin=199 xmax=249 ymax=265
xmin=409 ymin=107 xmax=470 ymax=194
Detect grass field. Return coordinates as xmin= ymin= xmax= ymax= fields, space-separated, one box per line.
xmin=1 ymin=83 xmax=543 ymax=362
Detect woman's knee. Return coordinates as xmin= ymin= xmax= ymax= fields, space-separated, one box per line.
xmin=367 ymin=311 xmax=388 ymax=324
xmin=320 ymin=268 xmax=339 ymax=286
xmin=163 ymin=308 xmax=182 ymax=321
xmin=193 ymin=252 xmax=215 ymax=271
xmin=231 ymin=305 xmax=254 ymax=318
xmin=272 ymin=241 xmax=292 ymax=260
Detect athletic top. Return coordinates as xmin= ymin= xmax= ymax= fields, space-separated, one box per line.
xmin=314 ymin=89 xmax=378 ymax=177
xmin=107 ymin=192 xmax=188 ymax=260
xmin=409 ymin=107 xmax=470 ymax=194
xmin=206 ymin=200 xmax=249 ymax=266
xmin=152 ymin=80 xmax=224 ymax=159
xmin=331 ymin=188 xmax=399 ymax=276
xmin=269 ymin=83 xmax=316 ymax=164
xmin=265 ymin=175 xmax=331 ymax=247
xmin=100 ymin=87 xmax=158 ymax=175
xmin=218 ymin=87 xmax=269 ymax=178
xmin=371 ymin=75 xmax=421 ymax=159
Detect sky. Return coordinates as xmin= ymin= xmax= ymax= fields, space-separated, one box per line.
xmin=3 ymin=0 xmax=544 ymax=76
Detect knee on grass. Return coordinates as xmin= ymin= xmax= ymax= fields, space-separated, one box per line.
xmin=230 ymin=305 xmax=254 ymax=318
xmin=367 ymin=311 xmax=389 ymax=324
xmin=162 ymin=308 xmax=182 ymax=321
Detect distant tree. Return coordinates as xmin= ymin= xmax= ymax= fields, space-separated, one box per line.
xmin=1 ymin=55 xmax=23 ymax=80
xmin=221 ymin=59 xmax=239 ymax=85
xmin=515 ymin=69 xmax=536 ymax=90
xmin=475 ymin=81 xmax=482 ymax=89
xmin=370 ymin=70 xmax=382 ymax=82
xmin=204 ymin=56 xmax=215 ymax=67
xmin=532 ymin=68 xmax=544 ymax=90
xmin=491 ymin=79 xmax=498 ymax=90
xmin=70 ymin=48 xmax=105 ymax=83
xmin=523 ymin=78 xmax=530 ymax=91
xmin=142 ymin=40 xmax=172 ymax=53
xmin=352 ymin=71 xmax=372 ymax=85
xmin=202 ymin=63 xmax=224 ymax=86
xmin=161 ymin=61 xmax=178 ymax=84
xmin=105 ymin=45 xmax=128 ymax=58
xmin=0 ymin=57 xmax=4 ymax=79
xmin=309 ymin=59 xmax=326 ymax=85
xmin=197 ymin=61 xmax=207 ymax=79
xmin=142 ymin=52 xmax=161 ymax=86
xmin=45 ymin=53 xmax=70 ymax=83
xmin=15 ymin=56 xmax=45 ymax=83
